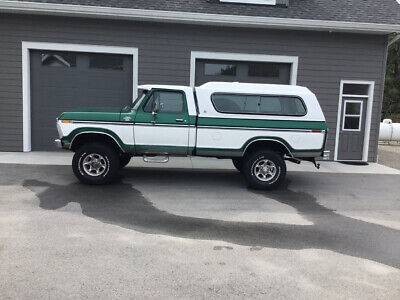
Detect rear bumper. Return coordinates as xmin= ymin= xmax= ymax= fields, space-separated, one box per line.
xmin=322 ymin=150 xmax=331 ymax=160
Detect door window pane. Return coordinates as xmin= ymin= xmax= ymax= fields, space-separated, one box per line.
xmin=89 ymin=54 xmax=123 ymax=70
xmin=344 ymin=116 xmax=360 ymax=130
xmin=343 ymin=84 xmax=369 ymax=95
xmin=342 ymin=100 xmax=362 ymax=131
xmin=345 ymin=102 xmax=361 ymax=115
xmin=144 ymin=91 xmax=184 ymax=113
xmin=204 ymin=63 xmax=237 ymax=76
xmin=41 ymin=52 xmax=76 ymax=68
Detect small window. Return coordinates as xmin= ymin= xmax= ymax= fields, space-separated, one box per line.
xmin=144 ymin=91 xmax=184 ymax=113
xmin=220 ymin=0 xmax=276 ymax=5
xmin=204 ymin=63 xmax=237 ymax=76
xmin=248 ymin=62 xmax=280 ymax=78
xmin=41 ymin=52 xmax=76 ymax=68
xmin=343 ymin=84 xmax=369 ymax=96
xmin=342 ymin=100 xmax=362 ymax=131
xmin=89 ymin=54 xmax=123 ymax=70
xmin=211 ymin=93 xmax=306 ymax=116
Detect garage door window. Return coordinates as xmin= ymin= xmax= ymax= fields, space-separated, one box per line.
xmin=204 ymin=63 xmax=237 ymax=76
xmin=41 ymin=52 xmax=76 ymax=68
xmin=89 ymin=54 xmax=124 ymax=70
xmin=248 ymin=62 xmax=280 ymax=78
xmin=211 ymin=93 xmax=306 ymax=116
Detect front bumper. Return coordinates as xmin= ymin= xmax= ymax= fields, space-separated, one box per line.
xmin=54 ymin=139 xmax=70 ymax=150
xmin=54 ymin=139 xmax=62 ymax=148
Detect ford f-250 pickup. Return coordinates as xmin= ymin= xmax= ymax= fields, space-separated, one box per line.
xmin=55 ymin=82 xmax=328 ymax=190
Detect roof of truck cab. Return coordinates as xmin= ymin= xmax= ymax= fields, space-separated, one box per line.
xmin=138 ymin=84 xmax=193 ymax=92
xmin=196 ymin=82 xmax=313 ymax=96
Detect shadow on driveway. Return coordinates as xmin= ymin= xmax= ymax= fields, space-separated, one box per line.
xmin=23 ymin=169 xmax=400 ymax=269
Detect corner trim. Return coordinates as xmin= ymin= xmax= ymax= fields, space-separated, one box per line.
xmin=22 ymin=41 xmax=138 ymax=152
xmin=2 ymin=1 xmax=400 ymax=34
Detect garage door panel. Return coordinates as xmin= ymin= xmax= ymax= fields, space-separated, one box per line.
xmin=30 ymin=50 xmax=133 ymax=151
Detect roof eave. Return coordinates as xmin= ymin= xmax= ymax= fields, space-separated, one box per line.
xmin=0 ymin=0 xmax=399 ymax=34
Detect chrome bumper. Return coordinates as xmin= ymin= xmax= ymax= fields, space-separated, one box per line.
xmin=54 ymin=139 xmax=62 ymax=148
xmin=322 ymin=150 xmax=331 ymax=160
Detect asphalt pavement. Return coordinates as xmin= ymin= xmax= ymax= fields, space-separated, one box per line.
xmin=1 ymin=163 xmax=400 ymax=299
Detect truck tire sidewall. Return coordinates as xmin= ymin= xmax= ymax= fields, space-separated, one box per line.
xmin=243 ymin=150 xmax=286 ymax=190
xmin=119 ymin=154 xmax=132 ymax=169
xmin=72 ymin=143 xmax=119 ymax=185
xmin=232 ymin=158 xmax=244 ymax=172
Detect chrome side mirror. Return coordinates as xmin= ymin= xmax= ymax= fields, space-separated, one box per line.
xmin=151 ymin=103 xmax=158 ymax=124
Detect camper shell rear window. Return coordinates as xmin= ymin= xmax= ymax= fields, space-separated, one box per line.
xmin=211 ymin=93 xmax=307 ymax=116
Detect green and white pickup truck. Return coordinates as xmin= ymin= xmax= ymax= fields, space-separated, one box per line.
xmin=55 ymin=82 xmax=328 ymax=189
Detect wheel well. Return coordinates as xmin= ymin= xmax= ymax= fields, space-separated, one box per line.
xmin=71 ymin=133 xmax=123 ymax=154
xmin=243 ymin=140 xmax=291 ymax=157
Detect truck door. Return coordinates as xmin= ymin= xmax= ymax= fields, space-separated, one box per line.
xmin=133 ymin=89 xmax=190 ymax=155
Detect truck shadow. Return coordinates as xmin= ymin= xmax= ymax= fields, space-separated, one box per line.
xmin=23 ymin=169 xmax=400 ymax=269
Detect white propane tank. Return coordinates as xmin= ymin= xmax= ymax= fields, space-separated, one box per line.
xmin=392 ymin=123 xmax=400 ymax=141
xmin=379 ymin=119 xmax=400 ymax=142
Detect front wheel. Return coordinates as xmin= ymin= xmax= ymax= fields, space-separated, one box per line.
xmin=72 ymin=143 xmax=120 ymax=185
xmin=243 ymin=150 xmax=286 ymax=190
xmin=119 ymin=154 xmax=132 ymax=169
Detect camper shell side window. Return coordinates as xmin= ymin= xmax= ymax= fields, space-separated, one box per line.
xmin=210 ymin=93 xmax=307 ymax=116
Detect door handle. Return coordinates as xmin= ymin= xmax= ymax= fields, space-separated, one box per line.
xmin=175 ymin=119 xmax=185 ymax=123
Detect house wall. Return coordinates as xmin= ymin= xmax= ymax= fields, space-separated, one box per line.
xmin=0 ymin=14 xmax=388 ymax=161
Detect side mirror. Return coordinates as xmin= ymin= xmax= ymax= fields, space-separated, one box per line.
xmin=152 ymin=101 xmax=159 ymax=114
xmin=151 ymin=101 xmax=158 ymax=124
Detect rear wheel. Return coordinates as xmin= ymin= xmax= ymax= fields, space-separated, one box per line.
xmin=72 ymin=143 xmax=120 ymax=185
xmin=243 ymin=150 xmax=286 ymax=190
xmin=232 ymin=158 xmax=244 ymax=172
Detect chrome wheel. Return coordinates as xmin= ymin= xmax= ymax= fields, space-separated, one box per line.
xmin=82 ymin=153 xmax=107 ymax=177
xmin=252 ymin=159 xmax=277 ymax=182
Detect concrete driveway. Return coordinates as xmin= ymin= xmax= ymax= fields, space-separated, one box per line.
xmin=1 ymin=159 xmax=400 ymax=299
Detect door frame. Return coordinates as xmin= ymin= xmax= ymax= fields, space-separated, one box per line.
xmin=22 ymin=41 xmax=139 ymax=152
xmin=190 ymin=51 xmax=298 ymax=88
xmin=334 ymin=80 xmax=375 ymax=162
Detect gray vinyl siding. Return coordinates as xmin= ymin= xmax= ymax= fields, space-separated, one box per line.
xmin=0 ymin=13 xmax=388 ymax=161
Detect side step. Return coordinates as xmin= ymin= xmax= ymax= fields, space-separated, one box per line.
xmin=143 ymin=154 xmax=169 ymax=163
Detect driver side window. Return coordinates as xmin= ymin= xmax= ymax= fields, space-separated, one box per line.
xmin=143 ymin=91 xmax=184 ymax=113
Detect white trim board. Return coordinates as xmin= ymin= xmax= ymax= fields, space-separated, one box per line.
xmin=190 ymin=51 xmax=298 ymax=88
xmin=1 ymin=1 xmax=400 ymax=34
xmin=22 ymin=41 xmax=139 ymax=152
xmin=334 ymin=80 xmax=375 ymax=162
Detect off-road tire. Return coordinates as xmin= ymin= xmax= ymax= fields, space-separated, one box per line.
xmin=232 ymin=158 xmax=244 ymax=172
xmin=243 ymin=150 xmax=286 ymax=190
xmin=119 ymin=154 xmax=132 ymax=169
xmin=72 ymin=143 xmax=120 ymax=185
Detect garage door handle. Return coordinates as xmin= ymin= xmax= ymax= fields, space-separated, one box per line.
xmin=175 ymin=119 xmax=184 ymax=123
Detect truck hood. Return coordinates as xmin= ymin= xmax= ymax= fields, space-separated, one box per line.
xmin=58 ymin=107 xmax=124 ymax=122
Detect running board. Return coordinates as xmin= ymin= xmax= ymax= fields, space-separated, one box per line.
xmin=143 ymin=155 xmax=169 ymax=163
